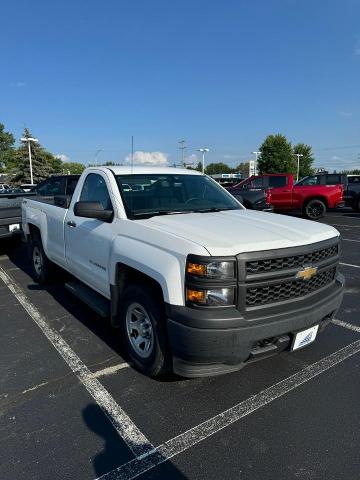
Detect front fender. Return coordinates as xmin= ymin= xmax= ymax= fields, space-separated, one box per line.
xmin=109 ymin=236 xmax=199 ymax=306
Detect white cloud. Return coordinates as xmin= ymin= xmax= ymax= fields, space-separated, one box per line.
xmin=16 ymin=81 xmax=26 ymax=87
xmin=124 ymin=151 xmax=168 ymax=166
xmin=338 ymin=111 xmax=352 ymax=117
xmin=55 ymin=154 xmax=70 ymax=162
xmin=331 ymin=155 xmax=342 ymax=161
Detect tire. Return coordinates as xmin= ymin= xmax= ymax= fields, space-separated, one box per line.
xmin=119 ymin=284 xmax=171 ymax=377
xmin=303 ymin=199 xmax=326 ymax=220
xmin=29 ymin=237 xmax=54 ymax=284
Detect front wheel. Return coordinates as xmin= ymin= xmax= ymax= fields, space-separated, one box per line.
xmin=303 ymin=199 xmax=326 ymax=220
xmin=119 ymin=285 xmax=171 ymax=377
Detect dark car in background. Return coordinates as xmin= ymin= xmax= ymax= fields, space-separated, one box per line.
xmin=0 ymin=175 xmax=80 ymax=239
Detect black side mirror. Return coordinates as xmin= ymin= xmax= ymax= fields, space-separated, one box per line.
xmin=74 ymin=201 xmax=113 ymax=222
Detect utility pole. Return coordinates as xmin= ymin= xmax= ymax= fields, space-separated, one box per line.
xmin=295 ymin=153 xmax=304 ymax=182
xmin=179 ymin=140 xmax=186 ymax=167
xmin=198 ymin=148 xmax=210 ymax=174
xmin=20 ymin=136 xmax=38 ymax=185
xmin=251 ymin=151 xmax=261 ymax=176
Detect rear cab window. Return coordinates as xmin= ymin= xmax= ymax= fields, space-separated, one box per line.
xmin=268 ymin=176 xmax=288 ymax=188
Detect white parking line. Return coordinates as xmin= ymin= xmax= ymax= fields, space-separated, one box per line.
xmin=332 ymin=318 xmax=360 ymax=333
xmin=340 ymin=262 xmax=360 ymax=269
xmin=342 ymin=238 xmax=360 ymax=243
xmin=0 ymin=266 xmax=153 ymax=458
xmin=97 ymin=338 xmax=360 ymax=480
xmin=91 ymin=363 xmax=130 ymax=378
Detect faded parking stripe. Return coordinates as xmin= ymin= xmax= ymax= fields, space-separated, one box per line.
xmin=97 ymin=338 xmax=360 ymax=480
xmin=0 ymin=266 xmax=154 ymax=458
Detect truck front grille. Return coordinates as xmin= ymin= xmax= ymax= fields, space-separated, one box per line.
xmin=246 ymin=266 xmax=337 ymax=307
xmin=246 ymin=244 xmax=338 ymax=275
xmin=236 ymin=238 xmax=340 ymax=311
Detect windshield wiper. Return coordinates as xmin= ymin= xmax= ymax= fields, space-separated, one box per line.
xmin=192 ymin=207 xmax=238 ymax=213
xmin=132 ymin=210 xmax=195 ymax=218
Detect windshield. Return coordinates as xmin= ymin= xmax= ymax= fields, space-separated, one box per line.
xmin=115 ymin=174 xmax=242 ymax=218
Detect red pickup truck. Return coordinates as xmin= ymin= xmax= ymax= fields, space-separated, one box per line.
xmin=231 ymin=174 xmax=344 ymax=220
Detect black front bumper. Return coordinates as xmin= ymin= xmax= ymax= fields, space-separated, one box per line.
xmin=166 ymin=273 xmax=344 ymax=377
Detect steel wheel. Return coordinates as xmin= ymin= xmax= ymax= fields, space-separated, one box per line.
xmin=125 ymin=302 xmax=154 ymax=359
xmin=32 ymin=246 xmax=43 ymax=276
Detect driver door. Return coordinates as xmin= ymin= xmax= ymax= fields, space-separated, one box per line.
xmin=65 ymin=172 xmax=115 ymax=298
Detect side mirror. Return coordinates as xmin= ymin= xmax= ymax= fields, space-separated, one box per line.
xmin=74 ymin=201 xmax=113 ymax=222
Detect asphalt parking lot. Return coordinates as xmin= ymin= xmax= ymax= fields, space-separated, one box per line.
xmin=0 ymin=210 xmax=359 ymax=480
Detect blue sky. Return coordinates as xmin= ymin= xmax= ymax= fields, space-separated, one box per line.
xmin=1 ymin=0 xmax=359 ymax=170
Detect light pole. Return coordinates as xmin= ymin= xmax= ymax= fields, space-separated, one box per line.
xmin=295 ymin=153 xmax=304 ymax=182
xmin=251 ymin=151 xmax=261 ymax=175
xmin=198 ymin=148 xmax=209 ymax=174
xmin=93 ymin=149 xmax=102 ymax=166
xmin=20 ymin=137 xmax=38 ymax=185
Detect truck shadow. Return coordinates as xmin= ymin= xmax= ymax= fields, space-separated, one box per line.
xmin=83 ymin=403 xmax=188 ymax=479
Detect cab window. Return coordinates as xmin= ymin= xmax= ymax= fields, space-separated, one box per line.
xmin=268 ymin=176 xmax=288 ymax=188
xmin=296 ymin=176 xmax=320 ymax=186
xmin=348 ymin=176 xmax=360 ymax=184
xmin=249 ymin=177 xmax=263 ymax=188
xmin=325 ymin=174 xmax=343 ymax=185
xmin=80 ymin=173 xmax=113 ymax=211
xmin=36 ymin=178 xmax=64 ymax=196
xmin=66 ymin=178 xmax=79 ymax=196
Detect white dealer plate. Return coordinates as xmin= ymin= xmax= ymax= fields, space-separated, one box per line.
xmin=9 ymin=224 xmax=20 ymax=232
xmin=292 ymin=325 xmax=319 ymax=351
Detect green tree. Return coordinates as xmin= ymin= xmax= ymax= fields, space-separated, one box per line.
xmin=61 ymin=162 xmax=86 ymax=174
xmin=10 ymin=128 xmax=55 ymax=184
xmin=258 ymin=134 xmax=295 ymax=174
xmin=205 ymin=162 xmax=232 ymax=175
xmin=232 ymin=162 xmax=249 ymax=178
xmin=0 ymin=123 xmax=15 ymax=172
xmin=293 ymin=143 xmax=315 ymax=179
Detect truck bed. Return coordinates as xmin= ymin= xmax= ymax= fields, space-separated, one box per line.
xmin=0 ymin=192 xmax=36 ymax=238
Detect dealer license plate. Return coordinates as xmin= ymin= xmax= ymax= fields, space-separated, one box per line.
xmin=292 ymin=325 xmax=319 ymax=351
xmin=9 ymin=224 xmax=20 ymax=232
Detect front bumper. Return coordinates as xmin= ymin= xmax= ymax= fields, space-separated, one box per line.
xmin=166 ymin=273 xmax=344 ymax=377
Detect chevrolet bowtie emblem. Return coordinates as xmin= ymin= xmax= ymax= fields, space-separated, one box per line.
xmin=296 ymin=266 xmax=318 ymax=281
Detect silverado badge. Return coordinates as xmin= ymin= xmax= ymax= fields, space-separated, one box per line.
xmin=296 ymin=266 xmax=318 ymax=281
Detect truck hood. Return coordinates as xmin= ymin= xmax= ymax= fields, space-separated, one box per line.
xmin=145 ymin=210 xmax=339 ymax=256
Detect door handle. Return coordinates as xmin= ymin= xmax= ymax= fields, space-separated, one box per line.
xmin=282 ymin=190 xmax=291 ymax=192
xmin=67 ymin=221 xmax=77 ymax=227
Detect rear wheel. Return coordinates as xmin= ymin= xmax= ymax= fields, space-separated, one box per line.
xmin=120 ymin=285 xmax=171 ymax=377
xmin=303 ymin=199 xmax=326 ymax=220
xmin=29 ymin=237 xmax=54 ymax=284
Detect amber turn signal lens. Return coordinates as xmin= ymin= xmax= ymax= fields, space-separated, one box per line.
xmin=186 ymin=262 xmax=207 ymax=276
xmin=186 ymin=289 xmax=205 ymax=303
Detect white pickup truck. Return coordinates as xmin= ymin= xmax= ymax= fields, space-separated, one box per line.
xmin=22 ymin=166 xmax=344 ymax=377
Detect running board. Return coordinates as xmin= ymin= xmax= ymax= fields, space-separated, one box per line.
xmin=65 ymin=281 xmax=110 ymax=318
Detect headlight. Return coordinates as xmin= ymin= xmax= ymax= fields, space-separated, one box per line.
xmin=186 ymin=287 xmax=235 ymax=306
xmin=186 ymin=260 xmax=235 ymax=279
